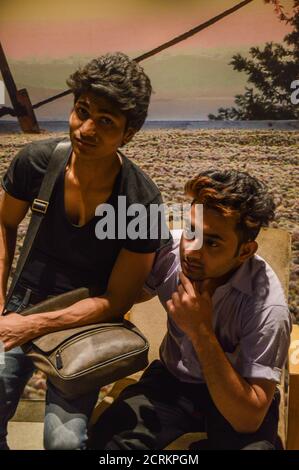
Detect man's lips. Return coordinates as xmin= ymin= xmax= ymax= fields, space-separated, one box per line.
xmin=183 ymin=259 xmax=203 ymax=271
xmin=75 ymin=136 xmax=97 ymax=147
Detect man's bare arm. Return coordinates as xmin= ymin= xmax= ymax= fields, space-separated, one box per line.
xmin=0 ymin=191 xmax=30 ymax=312
xmin=167 ymin=272 xmax=277 ymax=434
xmin=191 ymin=330 xmax=276 ymax=433
xmin=134 ymin=288 xmax=156 ymax=303
xmin=0 ymin=248 xmax=155 ymax=350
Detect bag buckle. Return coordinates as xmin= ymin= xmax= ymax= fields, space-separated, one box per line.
xmin=32 ymin=198 xmax=49 ymax=214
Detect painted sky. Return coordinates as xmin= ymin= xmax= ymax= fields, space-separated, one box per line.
xmin=0 ymin=0 xmax=294 ymax=119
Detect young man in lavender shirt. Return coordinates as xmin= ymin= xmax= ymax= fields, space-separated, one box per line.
xmin=90 ymin=169 xmax=292 ymax=450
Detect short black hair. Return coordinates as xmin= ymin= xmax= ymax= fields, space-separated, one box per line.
xmin=66 ymin=52 xmax=152 ymax=131
xmin=185 ymin=169 xmax=275 ymax=243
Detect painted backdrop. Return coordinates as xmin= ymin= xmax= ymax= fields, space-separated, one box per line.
xmin=0 ymin=0 xmax=294 ymax=120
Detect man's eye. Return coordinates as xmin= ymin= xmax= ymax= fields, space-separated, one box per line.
xmin=76 ymin=107 xmax=88 ymax=119
xmin=99 ymin=117 xmax=114 ymax=126
xmin=206 ymin=239 xmax=218 ymax=248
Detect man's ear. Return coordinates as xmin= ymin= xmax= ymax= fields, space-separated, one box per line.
xmin=238 ymin=240 xmax=258 ymax=262
xmin=121 ymin=127 xmax=136 ymax=146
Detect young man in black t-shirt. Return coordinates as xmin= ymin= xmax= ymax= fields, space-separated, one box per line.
xmin=0 ymin=53 xmax=169 ymax=450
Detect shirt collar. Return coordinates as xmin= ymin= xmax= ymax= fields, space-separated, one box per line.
xmin=230 ymin=258 xmax=253 ymax=296
xmin=214 ymin=258 xmax=253 ymax=298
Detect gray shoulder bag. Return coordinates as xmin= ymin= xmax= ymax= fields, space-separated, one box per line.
xmin=4 ymin=141 xmax=149 ymax=398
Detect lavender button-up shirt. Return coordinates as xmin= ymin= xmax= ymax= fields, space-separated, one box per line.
xmin=145 ymin=236 xmax=292 ymax=384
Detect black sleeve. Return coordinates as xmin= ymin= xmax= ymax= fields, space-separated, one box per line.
xmin=1 ymin=145 xmax=34 ymax=202
xmin=1 ymin=139 xmax=55 ymax=203
xmin=123 ymin=193 xmax=172 ymax=254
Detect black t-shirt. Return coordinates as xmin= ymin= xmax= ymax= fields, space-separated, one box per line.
xmin=2 ymin=137 xmax=170 ymax=297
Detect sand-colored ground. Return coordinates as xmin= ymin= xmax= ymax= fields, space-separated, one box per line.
xmin=0 ymin=128 xmax=298 ymax=397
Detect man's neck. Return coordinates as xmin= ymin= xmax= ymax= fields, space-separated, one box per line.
xmin=198 ymin=262 xmax=243 ymax=296
xmin=68 ymin=151 xmax=122 ymax=189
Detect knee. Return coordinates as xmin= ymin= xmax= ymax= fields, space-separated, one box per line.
xmin=44 ymin=420 xmax=88 ymax=450
xmin=241 ymin=440 xmax=275 ymax=450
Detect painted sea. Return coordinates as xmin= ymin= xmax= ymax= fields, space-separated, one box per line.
xmin=1 ymin=119 xmax=299 ymax=133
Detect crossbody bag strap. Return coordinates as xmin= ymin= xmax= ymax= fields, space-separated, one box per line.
xmin=4 ymin=140 xmax=72 ymax=309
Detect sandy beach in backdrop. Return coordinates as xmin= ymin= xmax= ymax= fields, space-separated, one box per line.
xmin=1 ymin=129 xmax=298 ymax=398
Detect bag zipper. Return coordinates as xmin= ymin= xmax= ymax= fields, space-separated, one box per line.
xmin=53 ymin=325 xmax=147 ymax=372
xmin=54 ymin=326 xmax=126 ymax=370
xmin=55 ymin=350 xmax=63 ymax=369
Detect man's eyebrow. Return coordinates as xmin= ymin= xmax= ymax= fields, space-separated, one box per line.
xmin=77 ymin=98 xmax=119 ymax=117
xmin=95 ymin=107 xmax=120 ymax=117
xmin=76 ymin=101 xmax=118 ymax=117
xmin=189 ymin=225 xmax=225 ymax=241
xmin=77 ymin=99 xmax=89 ymax=106
xmin=203 ymin=232 xmax=225 ymax=241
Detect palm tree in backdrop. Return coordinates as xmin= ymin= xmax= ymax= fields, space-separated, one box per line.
xmin=209 ymin=0 xmax=299 ymax=120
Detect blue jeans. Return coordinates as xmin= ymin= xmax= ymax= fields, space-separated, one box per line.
xmin=0 ymin=286 xmax=99 ymax=450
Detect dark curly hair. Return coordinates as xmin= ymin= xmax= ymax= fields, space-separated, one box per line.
xmin=66 ymin=52 xmax=152 ymax=131
xmin=185 ymin=169 xmax=275 ymax=243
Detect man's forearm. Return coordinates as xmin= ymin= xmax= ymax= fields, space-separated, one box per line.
xmin=1 ymin=248 xmax=154 ymax=352
xmin=191 ymin=328 xmax=267 ymax=433
xmin=0 ymin=225 xmax=17 ymax=309
xmin=25 ymin=294 xmax=127 ymax=340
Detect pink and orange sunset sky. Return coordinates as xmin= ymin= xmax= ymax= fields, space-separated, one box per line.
xmin=0 ymin=0 xmax=295 ymax=119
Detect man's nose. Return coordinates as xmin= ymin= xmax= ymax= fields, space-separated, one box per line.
xmin=186 ymin=250 xmax=201 ymax=261
xmin=185 ymin=247 xmax=202 ymax=262
xmin=79 ymin=118 xmax=96 ymax=137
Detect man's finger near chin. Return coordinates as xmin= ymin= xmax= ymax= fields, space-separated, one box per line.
xmin=192 ymin=280 xmax=200 ymax=292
